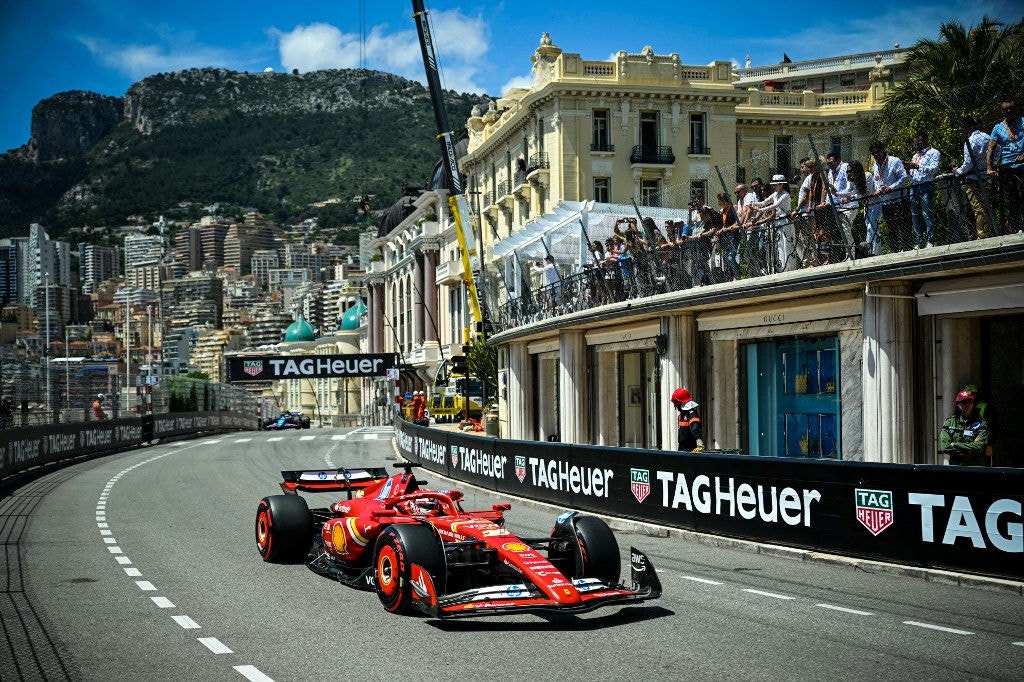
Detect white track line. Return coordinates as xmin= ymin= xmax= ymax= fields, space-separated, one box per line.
xmin=743 ymin=588 xmax=796 ymax=600
xmin=151 ymin=597 xmax=175 ymax=608
xmin=266 ymin=437 xmax=283 ymax=442
xmin=680 ymin=575 xmax=724 ymax=585
xmin=299 ymin=435 xmax=315 ymax=441
xmin=135 ymin=580 xmax=157 ymax=591
xmin=198 ymin=637 xmax=233 ymax=654
xmin=234 ymin=665 xmax=276 ymax=681
xmin=903 ymin=620 xmax=973 ymax=635
xmin=172 ymin=615 xmax=201 ymax=629
xmin=817 ymin=603 xmax=874 ymax=616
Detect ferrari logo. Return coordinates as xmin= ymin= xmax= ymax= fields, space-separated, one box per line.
xmin=630 ymin=468 xmax=650 ymax=503
xmin=855 ymin=488 xmax=893 ymax=536
xmin=515 ymin=455 xmax=526 ymax=483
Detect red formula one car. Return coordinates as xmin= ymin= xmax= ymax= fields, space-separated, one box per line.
xmin=255 ymin=463 xmax=662 ymax=618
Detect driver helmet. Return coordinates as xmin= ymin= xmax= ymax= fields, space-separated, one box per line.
xmin=671 ymin=387 xmax=691 ymax=406
xmin=97 ymin=393 xmax=105 ymax=400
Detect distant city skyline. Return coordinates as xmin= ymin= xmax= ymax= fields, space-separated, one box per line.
xmin=1 ymin=1 xmax=1019 ymax=154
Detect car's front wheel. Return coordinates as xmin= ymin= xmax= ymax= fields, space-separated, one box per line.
xmin=255 ymin=495 xmax=312 ymax=562
xmin=373 ymin=524 xmax=446 ymax=614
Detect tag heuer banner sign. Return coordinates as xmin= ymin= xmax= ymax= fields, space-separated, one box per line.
xmin=227 ymin=354 xmax=397 ymax=382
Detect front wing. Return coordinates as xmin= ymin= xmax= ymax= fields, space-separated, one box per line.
xmin=407 ymin=547 xmax=663 ymax=619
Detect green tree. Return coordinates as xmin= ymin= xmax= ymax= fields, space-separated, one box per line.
xmin=877 ymin=16 xmax=1024 ymax=157
xmin=467 ymin=336 xmax=498 ymax=402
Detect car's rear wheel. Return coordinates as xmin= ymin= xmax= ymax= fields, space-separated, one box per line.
xmin=255 ymin=495 xmax=312 ymax=562
xmin=373 ymin=524 xmax=445 ymax=614
xmin=299 ymin=415 xmax=311 ymax=429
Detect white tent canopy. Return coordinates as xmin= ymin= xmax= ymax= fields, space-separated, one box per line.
xmin=492 ymin=200 xmax=691 ymax=296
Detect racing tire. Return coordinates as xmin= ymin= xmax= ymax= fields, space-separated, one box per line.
xmin=255 ymin=495 xmax=312 ymax=563
xmin=573 ymin=516 xmax=621 ymax=585
xmin=299 ymin=415 xmax=311 ymax=429
xmin=373 ymin=523 xmax=446 ymax=615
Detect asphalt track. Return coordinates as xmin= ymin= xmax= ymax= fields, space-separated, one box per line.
xmin=2 ymin=426 xmax=1022 ymax=681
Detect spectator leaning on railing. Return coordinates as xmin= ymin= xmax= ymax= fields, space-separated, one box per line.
xmin=953 ymin=116 xmax=994 ymax=239
xmin=987 ymin=99 xmax=1024 ymax=234
xmin=907 ymin=131 xmax=942 ymax=249
xmin=870 ymin=140 xmax=911 ymax=252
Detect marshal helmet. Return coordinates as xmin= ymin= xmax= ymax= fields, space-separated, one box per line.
xmin=671 ymin=387 xmax=691 ymax=406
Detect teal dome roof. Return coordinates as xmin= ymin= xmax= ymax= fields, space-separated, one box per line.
xmin=283 ymin=314 xmax=316 ymax=342
xmin=340 ymin=301 xmax=367 ymax=331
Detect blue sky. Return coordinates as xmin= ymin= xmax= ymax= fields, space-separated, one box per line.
xmin=0 ymin=0 xmax=1019 ymax=154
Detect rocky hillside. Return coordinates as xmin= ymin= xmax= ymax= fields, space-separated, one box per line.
xmin=0 ymin=68 xmax=487 ymax=237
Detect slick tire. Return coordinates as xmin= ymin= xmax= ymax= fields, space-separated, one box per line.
xmin=255 ymin=495 xmax=312 ymax=562
xmin=299 ymin=415 xmax=311 ymax=429
xmin=573 ymin=516 xmax=621 ymax=585
xmin=373 ymin=523 xmax=446 ymax=615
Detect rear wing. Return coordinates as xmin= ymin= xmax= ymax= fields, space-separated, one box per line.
xmin=280 ymin=467 xmax=389 ymax=496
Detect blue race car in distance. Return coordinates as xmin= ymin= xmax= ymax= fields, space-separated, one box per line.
xmin=263 ymin=411 xmax=312 ymax=430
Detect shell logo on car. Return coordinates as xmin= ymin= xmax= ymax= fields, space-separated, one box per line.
xmin=502 ymin=542 xmax=529 ymax=552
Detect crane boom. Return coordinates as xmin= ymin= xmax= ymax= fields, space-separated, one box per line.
xmin=412 ymin=0 xmax=482 ymax=326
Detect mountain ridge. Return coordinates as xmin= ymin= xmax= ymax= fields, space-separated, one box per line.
xmin=0 ymin=67 xmax=488 ymax=237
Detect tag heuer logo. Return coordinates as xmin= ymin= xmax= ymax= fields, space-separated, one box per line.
xmin=630 ymin=468 xmax=650 ymax=503
xmin=243 ymin=360 xmax=263 ymax=377
xmin=515 ymin=455 xmax=526 ymax=483
xmin=450 ymin=445 xmax=459 ymax=469
xmin=855 ymin=488 xmax=894 ymax=536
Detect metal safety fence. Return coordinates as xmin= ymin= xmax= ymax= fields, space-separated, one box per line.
xmin=496 ymin=170 xmax=1019 ymax=331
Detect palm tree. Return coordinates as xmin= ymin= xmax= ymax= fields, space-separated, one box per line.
xmin=877 ymin=16 xmax=1024 ymax=147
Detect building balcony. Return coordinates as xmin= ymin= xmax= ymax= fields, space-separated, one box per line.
xmin=630 ymin=145 xmax=675 ymax=165
xmin=434 ymin=259 xmax=464 ymax=286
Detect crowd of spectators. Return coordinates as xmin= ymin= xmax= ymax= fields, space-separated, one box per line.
xmin=508 ymin=105 xmax=1024 ymax=323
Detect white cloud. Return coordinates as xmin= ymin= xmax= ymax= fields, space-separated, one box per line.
xmin=500 ymin=74 xmax=534 ymax=95
xmin=77 ymin=35 xmax=249 ymax=79
xmin=273 ymin=9 xmax=490 ymax=93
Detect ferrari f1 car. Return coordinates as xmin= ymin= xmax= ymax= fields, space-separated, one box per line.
xmin=262 ymin=411 xmax=311 ymax=430
xmin=255 ymin=463 xmax=662 ymax=618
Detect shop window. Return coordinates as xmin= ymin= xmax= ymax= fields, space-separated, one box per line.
xmin=744 ymin=336 xmax=841 ymax=459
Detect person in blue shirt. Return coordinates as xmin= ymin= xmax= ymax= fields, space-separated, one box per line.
xmin=987 ymin=99 xmax=1024 ymax=234
xmin=906 ymin=131 xmax=941 ymax=248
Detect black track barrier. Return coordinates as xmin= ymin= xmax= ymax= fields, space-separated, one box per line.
xmin=396 ymin=420 xmax=1023 ymax=582
xmin=1 ymin=412 xmax=255 ymax=480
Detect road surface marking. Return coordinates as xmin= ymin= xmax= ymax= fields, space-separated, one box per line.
xmin=299 ymin=435 xmax=315 ymax=441
xmin=817 ymin=603 xmax=874 ymax=616
xmin=903 ymin=620 xmax=973 ymax=635
xmin=115 ymin=556 xmax=132 ymax=565
xmin=363 ymin=434 xmax=379 ymax=439
xmin=680 ymin=575 xmax=724 ymax=585
xmin=135 ymin=580 xmax=157 ymax=591
xmin=234 ymin=665 xmax=276 ymax=681
xmin=266 ymin=437 xmax=283 ymax=442
xmin=198 ymin=637 xmax=233 ymax=654
xmin=172 ymin=615 xmax=201 ymax=629
xmin=103 ymin=537 xmax=117 ymax=544
xmin=124 ymin=568 xmax=142 ymax=577
xmin=151 ymin=597 xmax=175 ymax=608
xmin=1013 ymin=642 xmax=1024 ymax=647
xmin=100 ymin=529 xmax=112 ymax=536
xmin=107 ymin=546 xmax=123 ymax=554
xmin=331 ymin=435 xmax=346 ymax=440
xmin=743 ymin=589 xmax=796 ymax=600
xmin=201 ymin=439 xmax=222 ymax=445
xmin=233 ymin=438 xmax=252 ymax=443
xmin=97 ymin=522 xmax=109 ymax=528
